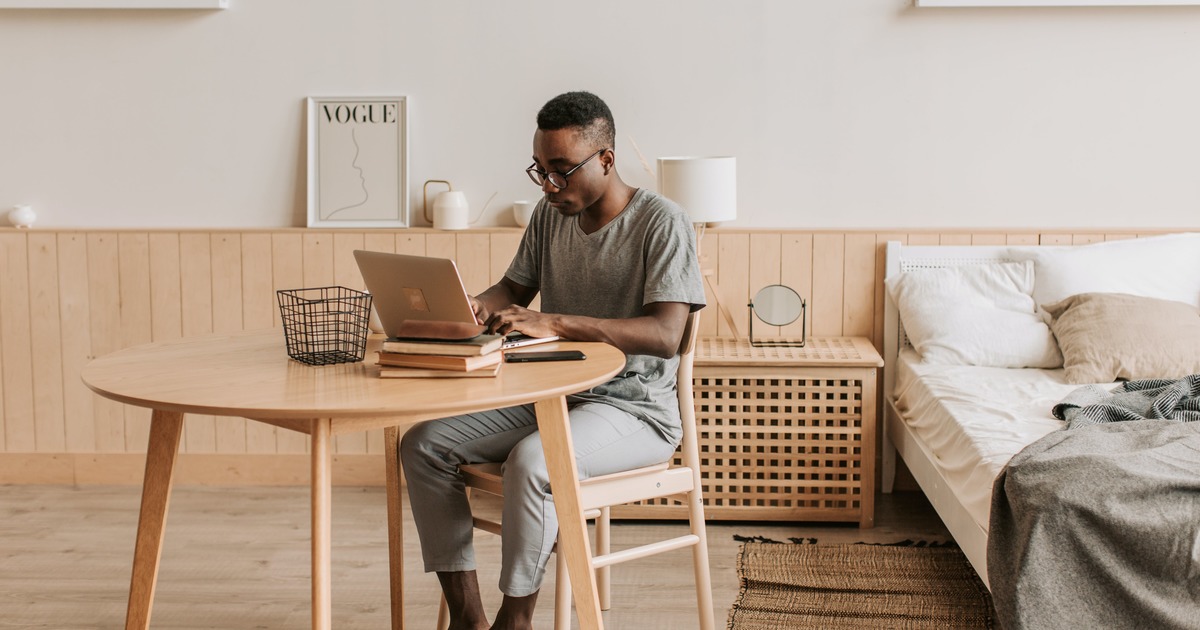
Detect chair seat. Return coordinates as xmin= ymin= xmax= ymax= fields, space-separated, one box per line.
xmin=459 ymin=460 xmax=682 ymax=512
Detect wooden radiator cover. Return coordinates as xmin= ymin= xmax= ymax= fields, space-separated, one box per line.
xmin=614 ymin=338 xmax=878 ymax=523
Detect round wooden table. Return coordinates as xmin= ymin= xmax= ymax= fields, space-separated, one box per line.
xmin=82 ymin=329 xmax=625 ymax=630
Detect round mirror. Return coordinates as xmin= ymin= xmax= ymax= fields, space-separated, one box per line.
xmin=751 ymin=285 xmax=804 ymax=326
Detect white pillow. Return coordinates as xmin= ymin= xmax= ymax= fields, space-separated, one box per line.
xmin=886 ymin=261 xmax=1063 ymax=368
xmin=1006 ymin=233 xmax=1200 ymax=311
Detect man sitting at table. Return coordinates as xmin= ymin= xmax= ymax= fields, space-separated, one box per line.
xmin=399 ymin=90 xmax=706 ymax=630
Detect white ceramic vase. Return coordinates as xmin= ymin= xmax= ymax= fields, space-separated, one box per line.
xmin=9 ymin=205 xmax=36 ymax=228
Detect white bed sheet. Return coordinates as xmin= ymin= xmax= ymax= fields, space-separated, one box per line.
xmin=893 ymin=348 xmax=1080 ymax=533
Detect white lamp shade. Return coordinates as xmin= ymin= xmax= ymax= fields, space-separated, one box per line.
xmin=657 ymin=156 xmax=737 ymax=224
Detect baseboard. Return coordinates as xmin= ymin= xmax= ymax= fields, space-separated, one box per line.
xmin=0 ymin=453 xmax=388 ymax=486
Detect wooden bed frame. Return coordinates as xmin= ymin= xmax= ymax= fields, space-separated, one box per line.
xmin=880 ymin=241 xmax=1023 ymax=590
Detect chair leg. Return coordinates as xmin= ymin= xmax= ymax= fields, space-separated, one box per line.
xmin=436 ymin=594 xmax=450 ymax=630
xmin=686 ymin=489 xmax=716 ymax=630
xmin=553 ymin=546 xmax=571 ymax=630
xmin=596 ymin=506 xmax=611 ymax=611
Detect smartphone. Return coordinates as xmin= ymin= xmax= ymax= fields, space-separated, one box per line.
xmin=505 ymin=350 xmax=587 ymax=363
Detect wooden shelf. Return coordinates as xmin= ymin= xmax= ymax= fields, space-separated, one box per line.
xmin=698 ymin=336 xmax=884 ymax=368
xmin=0 ymin=0 xmax=227 ymax=8
xmin=916 ymin=0 xmax=1200 ymax=6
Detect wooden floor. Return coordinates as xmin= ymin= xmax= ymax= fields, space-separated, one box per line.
xmin=1 ymin=485 xmax=950 ymax=629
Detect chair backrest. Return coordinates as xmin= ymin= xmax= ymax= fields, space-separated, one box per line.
xmin=676 ymin=311 xmax=701 ymax=468
xmin=677 ymin=311 xmax=700 ymax=402
xmin=679 ymin=310 xmax=700 ymax=357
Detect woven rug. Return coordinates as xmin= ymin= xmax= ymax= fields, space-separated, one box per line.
xmin=728 ymin=541 xmax=997 ymax=629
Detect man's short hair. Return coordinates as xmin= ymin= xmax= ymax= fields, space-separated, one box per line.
xmin=536 ymin=91 xmax=615 ymax=151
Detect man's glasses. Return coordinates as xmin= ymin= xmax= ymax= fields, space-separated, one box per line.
xmin=526 ymin=148 xmax=607 ymax=189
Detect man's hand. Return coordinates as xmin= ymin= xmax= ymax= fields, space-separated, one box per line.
xmin=471 ymin=277 xmax=538 ymax=327
xmin=481 ymin=298 xmax=690 ymax=359
xmin=484 ymin=305 xmax=558 ymax=339
xmin=468 ymin=295 xmax=490 ymax=326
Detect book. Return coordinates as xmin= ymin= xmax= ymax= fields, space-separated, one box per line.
xmin=380 ymin=333 xmax=504 ymax=357
xmin=391 ymin=319 xmax=486 ymax=341
xmin=376 ymin=349 xmax=503 ymax=372
xmin=379 ymin=362 xmax=502 ymax=379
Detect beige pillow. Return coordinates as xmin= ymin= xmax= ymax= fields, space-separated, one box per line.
xmin=1043 ymin=292 xmax=1200 ymax=384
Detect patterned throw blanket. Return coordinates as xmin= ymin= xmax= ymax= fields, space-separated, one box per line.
xmin=988 ymin=377 xmax=1200 ymax=629
xmin=1051 ymin=374 xmax=1200 ymax=429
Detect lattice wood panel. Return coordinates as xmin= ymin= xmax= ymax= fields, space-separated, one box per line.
xmin=699 ymin=337 xmax=868 ymax=363
xmin=613 ymin=373 xmax=867 ymax=522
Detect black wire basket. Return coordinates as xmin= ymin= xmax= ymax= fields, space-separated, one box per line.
xmin=276 ymin=286 xmax=373 ymax=366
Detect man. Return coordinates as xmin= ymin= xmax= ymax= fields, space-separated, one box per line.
xmin=400 ymin=91 xmax=705 ymax=630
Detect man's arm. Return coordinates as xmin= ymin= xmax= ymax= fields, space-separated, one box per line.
xmin=470 ymin=277 xmax=538 ymax=325
xmin=484 ymin=300 xmax=690 ymax=359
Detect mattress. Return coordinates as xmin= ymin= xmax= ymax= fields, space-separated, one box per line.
xmin=892 ymin=349 xmax=1079 ymax=533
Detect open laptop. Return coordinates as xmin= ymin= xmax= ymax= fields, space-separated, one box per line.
xmin=353 ymin=250 xmax=558 ymax=350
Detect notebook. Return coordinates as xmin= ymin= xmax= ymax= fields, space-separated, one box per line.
xmin=353 ymin=250 xmax=558 ymax=350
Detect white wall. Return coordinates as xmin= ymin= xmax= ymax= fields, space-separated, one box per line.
xmin=1 ymin=0 xmax=1198 ymax=229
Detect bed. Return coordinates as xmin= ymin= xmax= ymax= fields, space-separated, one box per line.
xmin=879 ymin=234 xmax=1200 ymax=607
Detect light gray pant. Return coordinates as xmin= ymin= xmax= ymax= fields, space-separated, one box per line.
xmin=399 ymin=401 xmax=677 ymax=597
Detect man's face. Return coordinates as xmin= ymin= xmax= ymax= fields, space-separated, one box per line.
xmin=531 ymin=127 xmax=607 ymax=216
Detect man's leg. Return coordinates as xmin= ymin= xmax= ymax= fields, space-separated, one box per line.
xmin=496 ymin=402 xmax=678 ymax=601
xmin=399 ymin=405 xmax=539 ymax=629
xmin=436 ymin=571 xmax=489 ymax=630
xmin=490 ymin=591 xmax=539 ymax=630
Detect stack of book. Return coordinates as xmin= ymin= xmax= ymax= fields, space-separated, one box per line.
xmin=376 ymin=333 xmax=505 ymax=378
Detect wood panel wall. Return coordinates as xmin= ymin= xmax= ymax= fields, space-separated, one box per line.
xmin=0 ymin=227 xmax=1180 ymax=484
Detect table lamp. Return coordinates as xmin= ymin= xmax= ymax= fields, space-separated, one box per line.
xmin=657 ymin=156 xmax=741 ymax=339
xmin=657 ymin=156 xmax=737 ymax=227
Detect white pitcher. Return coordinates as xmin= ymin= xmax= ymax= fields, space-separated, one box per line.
xmin=432 ymin=191 xmax=470 ymax=230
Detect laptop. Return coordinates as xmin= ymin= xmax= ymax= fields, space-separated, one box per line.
xmin=353 ymin=250 xmax=558 ymax=350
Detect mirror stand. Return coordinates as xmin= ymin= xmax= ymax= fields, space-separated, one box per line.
xmin=747 ymin=285 xmax=807 ymax=347
xmin=747 ymin=303 xmax=807 ymax=347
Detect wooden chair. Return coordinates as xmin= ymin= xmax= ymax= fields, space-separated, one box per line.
xmin=435 ymin=311 xmax=714 ymax=630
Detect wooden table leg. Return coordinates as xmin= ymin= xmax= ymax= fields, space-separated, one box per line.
xmin=533 ymin=397 xmax=604 ymax=630
xmin=311 ymin=418 xmax=332 ymax=630
xmin=125 ymin=409 xmax=184 ymax=630
xmin=383 ymin=426 xmax=405 ymax=630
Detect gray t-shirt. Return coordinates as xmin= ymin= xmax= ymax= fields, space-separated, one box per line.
xmin=505 ymin=188 xmax=706 ymax=444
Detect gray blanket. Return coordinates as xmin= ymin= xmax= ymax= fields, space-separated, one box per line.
xmin=987 ymin=418 xmax=1200 ymax=629
xmin=1052 ymin=374 xmax=1200 ymax=429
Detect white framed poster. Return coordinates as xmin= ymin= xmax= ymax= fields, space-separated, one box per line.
xmin=306 ymin=96 xmax=409 ymax=228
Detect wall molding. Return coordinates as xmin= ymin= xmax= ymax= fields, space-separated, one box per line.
xmin=0 ymin=227 xmax=1192 ymax=485
xmin=0 ymin=453 xmax=384 ymax=485
xmin=0 ymin=1 xmax=228 ymax=8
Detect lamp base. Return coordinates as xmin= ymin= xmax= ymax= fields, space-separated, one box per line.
xmin=695 ymin=223 xmax=742 ymax=342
